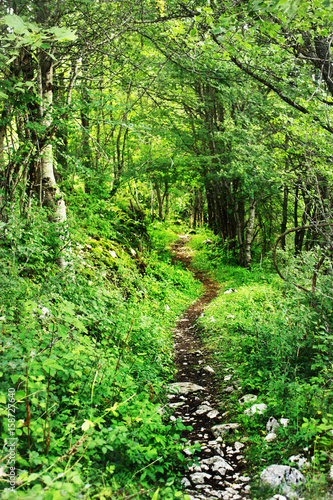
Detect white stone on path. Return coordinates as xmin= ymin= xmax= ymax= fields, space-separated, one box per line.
xmin=207 ymin=409 xmax=219 ymax=419
xmin=196 ymin=404 xmax=212 ymax=415
xmin=190 ymin=472 xmax=212 ymax=484
xmin=203 ymin=365 xmax=215 ymax=374
xmin=168 ymin=382 xmax=206 ymax=395
xmin=211 ymin=423 xmax=240 ymax=438
xmin=201 ymin=456 xmax=233 ymax=474
xmin=234 ymin=441 xmax=245 ymax=452
xmin=181 ymin=477 xmax=191 ymax=487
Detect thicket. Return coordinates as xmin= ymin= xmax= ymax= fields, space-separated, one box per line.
xmin=0 ymin=206 xmax=202 ymax=500
xmin=189 ymin=232 xmax=333 ymax=498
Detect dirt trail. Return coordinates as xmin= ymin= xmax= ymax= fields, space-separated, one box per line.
xmin=169 ymin=236 xmax=251 ymax=500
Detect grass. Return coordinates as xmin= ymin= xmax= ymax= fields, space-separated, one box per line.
xmin=186 ymin=229 xmax=333 ymax=499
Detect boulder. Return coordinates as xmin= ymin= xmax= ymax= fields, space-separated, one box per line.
xmin=261 ymin=465 xmax=305 ymax=497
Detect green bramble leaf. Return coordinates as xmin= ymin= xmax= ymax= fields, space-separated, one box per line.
xmin=3 ymin=15 xmax=28 ymax=34
xmin=48 ymin=26 xmax=77 ymax=41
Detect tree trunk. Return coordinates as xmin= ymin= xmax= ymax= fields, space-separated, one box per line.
xmin=150 ymin=180 xmax=155 ymax=222
xmin=281 ymin=184 xmax=288 ymax=250
xmin=39 ymin=50 xmax=71 ymax=271
xmin=154 ymin=181 xmax=163 ymax=219
xmin=294 ymin=184 xmax=300 ymax=254
xmin=244 ymin=198 xmax=256 ymax=268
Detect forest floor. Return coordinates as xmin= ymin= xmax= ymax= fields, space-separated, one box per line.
xmin=169 ymin=236 xmax=252 ymax=500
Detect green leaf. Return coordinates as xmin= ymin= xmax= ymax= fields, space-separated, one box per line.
xmin=81 ymin=419 xmax=94 ymax=431
xmin=42 ymin=475 xmax=53 ymax=486
xmin=4 ymin=15 xmax=28 ymax=34
xmin=151 ymin=488 xmax=159 ymax=500
xmin=48 ymin=26 xmax=77 ymax=41
xmin=27 ymin=473 xmax=40 ymax=482
xmin=72 ymin=474 xmax=82 ymax=485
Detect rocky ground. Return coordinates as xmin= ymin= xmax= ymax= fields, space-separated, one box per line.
xmin=167 ymin=236 xmax=333 ymax=500
xmin=168 ymin=236 xmax=251 ymax=500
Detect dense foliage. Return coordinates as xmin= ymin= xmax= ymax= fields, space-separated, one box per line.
xmin=1 ymin=0 xmax=333 ymax=498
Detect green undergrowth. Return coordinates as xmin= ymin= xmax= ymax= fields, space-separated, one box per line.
xmin=187 ymin=230 xmax=333 ymax=499
xmin=0 ymin=212 xmax=201 ymax=499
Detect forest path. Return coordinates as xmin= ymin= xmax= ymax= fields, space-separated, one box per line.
xmin=168 ymin=236 xmax=251 ymax=500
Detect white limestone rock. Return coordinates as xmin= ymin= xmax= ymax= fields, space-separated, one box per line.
xmin=239 ymin=394 xmax=257 ymax=405
xmin=201 ymin=456 xmax=233 ymax=472
xmin=265 ymin=432 xmax=277 ymax=442
xmin=181 ymin=477 xmax=191 ymax=487
xmin=168 ymin=382 xmax=206 ymax=395
xmin=207 ymin=410 xmax=219 ymax=419
xmin=234 ymin=441 xmax=245 ymax=452
xmin=190 ymin=472 xmax=212 ymax=484
xmin=288 ymin=455 xmax=308 ymax=470
xmin=211 ymin=423 xmax=240 ymax=438
xmin=203 ymin=365 xmax=215 ymax=374
xmin=267 ymin=416 xmax=280 ymax=432
xmin=260 ymin=465 xmax=305 ymax=496
xmin=244 ymin=403 xmax=267 ymax=415
xmin=196 ymin=404 xmax=212 ymax=415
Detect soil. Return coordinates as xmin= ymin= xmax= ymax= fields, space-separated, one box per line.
xmin=169 ymin=236 xmax=251 ymax=500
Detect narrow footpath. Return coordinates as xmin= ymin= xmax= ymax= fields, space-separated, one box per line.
xmin=168 ymin=236 xmax=251 ymax=500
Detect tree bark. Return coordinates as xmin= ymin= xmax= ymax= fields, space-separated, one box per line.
xmin=39 ymin=50 xmax=71 ymax=270
xmin=244 ymin=198 xmax=256 ymax=268
xmin=281 ymin=184 xmax=288 ymax=250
